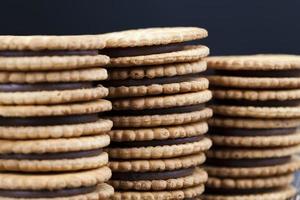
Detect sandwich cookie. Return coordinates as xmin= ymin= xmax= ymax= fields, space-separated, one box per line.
xmin=0 ymin=68 xmax=108 ymax=105
xmin=0 ymin=167 xmax=113 ymax=199
xmin=0 ymin=134 xmax=110 ymax=172
xmin=108 ymin=90 xmax=212 ymax=128
xmin=207 ymin=55 xmax=300 ymax=89
xmin=0 ymin=100 xmax=112 ymax=139
xmin=105 ymin=61 xmax=208 ymax=98
xmin=100 ymin=27 xmax=209 ymax=67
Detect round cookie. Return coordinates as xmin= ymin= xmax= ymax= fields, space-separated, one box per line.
xmin=0 ymin=134 xmax=110 ymax=172
xmin=205 ymin=156 xmax=300 ymax=178
xmin=110 ymin=152 xmax=206 ymax=172
xmin=107 ymin=136 xmax=212 ymax=159
xmin=0 ymin=68 xmax=108 ymax=83
xmin=108 ymin=121 xmax=208 ymax=142
xmin=102 ymin=27 xmax=208 ymax=48
xmin=0 ymin=55 xmax=109 ymax=71
xmin=0 ymin=99 xmax=111 ymax=117
xmin=206 ymin=174 xmax=294 ymax=190
xmin=202 ymin=186 xmax=296 ymax=200
xmin=108 ymin=60 xmax=207 ymax=81
xmin=209 ymin=127 xmax=300 ymax=147
xmin=0 ymin=35 xmax=106 ymax=50
xmin=206 ymin=55 xmax=300 ymax=71
xmin=0 ymin=167 xmax=113 ymax=199
xmin=106 ymin=45 xmax=209 ymax=67
xmin=110 ymin=167 xmax=207 ymax=191
xmin=112 ymin=184 xmax=205 ymax=200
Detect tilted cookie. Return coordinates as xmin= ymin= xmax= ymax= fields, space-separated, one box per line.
xmin=0 ymin=134 xmax=110 ymax=172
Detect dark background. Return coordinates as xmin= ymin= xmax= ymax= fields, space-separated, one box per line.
xmin=0 ymin=0 xmax=299 ymax=55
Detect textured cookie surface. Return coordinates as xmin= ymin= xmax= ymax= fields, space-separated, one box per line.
xmin=207 ymin=144 xmax=300 ymax=159
xmin=0 ymin=35 xmax=106 ymax=50
xmin=112 ymin=90 xmax=211 ymax=110
xmin=209 ymin=117 xmax=300 ymax=129
xmin=107 ymin=137 xmax=212 ymax=159
xmin=102 ymin=27 xmax=208 ymax=48
xmin=109 ymin=121 xmax=208 ymax=142
xmin=205 ymin=156 xmax=300 ymax=178
xmin=110 ymin=168 xmax=207 ymax=191
xmin=0 ymin=86 xmax=108 ymax=105
xmin=0 ymin=166 xmax=111 ymax=190
xmin=0 ymin=119 xmax=113 ymax=139
xmin=206 ymin=55 xmax=300 ymax=70
xmin=108 ymin=77 xmax=209 ymax=98
xmin=112 ymin=184 xmax=205 ymax=200
xmin=108 ymin=60 xmax=207 ymax=80
xmin=109 ymin=45 xmax=209 ymax=67
xmin=211 ymin=105 xmax=300 ymax=118
xmin=110 ymin=153 xmax=206 ymax=172
xmin=0 ymin=55 xmax=110 ymax=71
xmin=209 ymin=75 xmax=300 ymax=89
xmin=206 ymin=173 xmax=293 ymax=189
xmin=0 ymin=183 xmax=114 ymax=200
xmin=202 ymin=186 xmax=296 ymax=200
xmin=0 ymin=68 xmax=108 ymax=83
xmin=0 ymin=99 xmax=111 ymax=117
xmin=110 ymin=108 xmax=213 ymax=128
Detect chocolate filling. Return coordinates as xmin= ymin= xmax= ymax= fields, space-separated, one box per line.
xmin=209 ymin=127 xmax=297 ymax=136
xmin=214 ymin=69 xmax=300 ymax=78
xmin=112 ymin=167 xmax=194 ymax=181
xmin=0 ymin=50 xmax=98 ymax=57
xmin=108 ymin=103 xmax=206 ymax=116
xmin=99 ymin=43 xmax=185 ymax=58
xmin=0 ymin=185 xmax=96 ymax=198
xmin=0 ymin=113 xmax=98 ymax=126
xmin=104 ymin=73 xmax=201 ymax=87
xmin=0 ymin=148 xmax=103 ymax=160
xmin=206 ymin=156 xmax=291 ymax=167
xmin=110 ymin=135 xmax=204 ymax=148
xmin=213 ymin=99 xmax=300 ymax=107
xmin=205 ymin=187 xmax=278 ymax=195
xmin=0 ymin=82 xmax=93 ymax=92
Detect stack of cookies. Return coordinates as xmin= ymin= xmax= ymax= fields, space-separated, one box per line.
xmin=203 ymin=55 xmax=300 ymax=200
xmin=100 ymin=27 xmax=213 ymax=199
xmin=0 ymin=36 xmax=114 ymax=199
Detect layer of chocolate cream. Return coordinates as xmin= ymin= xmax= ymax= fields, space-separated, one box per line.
xmin=0 ymin=113 xmax=98 ymax=126
xmin=104 ymin=73 xmax=201 ymax=87
xmin=206 ymin=156 xmax=291 ymax=167
xmin=0 ymin=149 xmax=103 ymax=160
xmin=214 ymin=69 xmax=300 ymax=78
xmin=0 ymin=50 xmax=98 ymax=57
xmin=110 ymin=135 xmax=204 ymax=148
xmin=99 ymin=43 xmax=185 ymax=58
xmin=112 ymin=167 xmax=194 ymax=181
xmin=0 ymin=185 xmax=96 ymax=198
xmin=0 ymin=82 xmax=93 ymax=92
xmin=108 ymin=103 xmax=206 ymax=116
xmin=213 ymin=99 xmax=300 ymax=107
xmin=209 ymin=127 xmax=297 ymax=137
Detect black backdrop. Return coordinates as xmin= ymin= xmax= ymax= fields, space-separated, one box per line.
xmin=0 ymin=0 xmax=299 ymax=55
